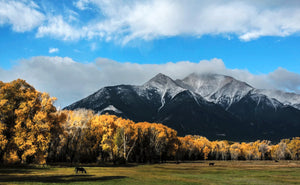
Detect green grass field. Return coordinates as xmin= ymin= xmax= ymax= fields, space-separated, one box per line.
xmin=1 ymin=161 xmax=300 ymax=185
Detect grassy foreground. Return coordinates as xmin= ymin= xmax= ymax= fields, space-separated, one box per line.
xmin=1 ymin=161 xmax=300 ymax=185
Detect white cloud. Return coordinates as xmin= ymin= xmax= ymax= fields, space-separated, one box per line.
xmin=49 ymin=47 xmax=59 ymax=53
xmin=1 ymin=56 xmax=300 ymax=107
xmin=269 ymin=68 xmax=300 ymax=93
xmin=67 ymin=0 xmax=300 ymax=43
xmin=37 ymin=15 xmax=83 ymax=40
xmin=74 ymin=0 xmax=90 ymax=10
xmin=90 ymin=43 xmax=97 ymax=51
xmin=0 ymin=0 xmax=45 ymax=32
xmin=2 ymin=0 xmax=300 ymax=42
xmin=66 ymin=9 xmax=79 ymax=22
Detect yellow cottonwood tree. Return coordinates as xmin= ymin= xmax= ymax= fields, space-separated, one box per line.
xmin=59 ymin=109 xmax=94 ymax=163
xmin=0 ymin=98 xmax=8 ymax=151
xmin=271 ymin=140 xmax=290 ymax=160
xmin=0 ymin=122 xmax=7 ymax=161
xmin=230 ymin=143 xmax=241 ymax=160
xmin=89 ymin=114 xmax=105 ymax=162
xmin=0 ymin=79 xmax=64 ymax=164
xmin=288 ymin=137 xmax=300 ymax=160
xmin=135 ymin=122 xmax=177 ymax=162
xmin=100 ymin=114 xmax=119 ymax=162
xmin=258 ymin=140 xmax=271 ymax=160
xmin=114 ymin=118 xmax=137 ymax=162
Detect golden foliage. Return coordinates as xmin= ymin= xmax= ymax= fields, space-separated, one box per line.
xmin=1 ymin=79 xmax=300 ymax=164
xmin=0 ymin=79 xmax=63 ymax=164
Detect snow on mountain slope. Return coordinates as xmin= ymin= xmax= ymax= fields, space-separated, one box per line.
xmin=178 ymin=73 xmax=300 ymax=110
xmin=254 ymin=89 xmax=300 ymax=109
xmin=135 ymin=73 xmax=186 ymax=111
xmin=141 ymin=73 xmax=185 ymax=98
xmin=64 ymin=73 xmax=300 ymax=140
xmin=180 ymin=73 xmax=253 ymax=108
xmin=99 ymin=105 xmax=123 ymax=114
xmin=247 ymin=93 xmax=283 ymax=110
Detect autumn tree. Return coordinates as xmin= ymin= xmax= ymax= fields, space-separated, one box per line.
xmin=258 ymin=140 xmax=271 ymax=160
xmin=0 ymin=121 xmax=7 ymax=163
xmin=151 ymin=124 xmax=177 ymax=162
xmin=177 ymin=135 xmax=211 ymax=160
xmin=134 ymin=122 xmax=153 ymax=163
xmin=100 ymin=114 xmax=119 ymax=163
xmin=0 ymin=79 xmax=64 ymax=164
xmin=134 ymin=122 xmax=177 ymax=163
xmin=178 ymin=135 xmax=198 ymax=160
xmin=288 ymin=137 xmax=300 ymax=160
xmin=46 ymin=110 xmax=66 ymax=163
xmin=56 ymin=109 xmax=94 ymax=163
xmin=114 ymin=118 xmax=137 ymax=162
xmin=89 ymin=114 xmax=105 ymax=162
xmin=198 ymin=136 xmax=211 ymax=160
xmin=271 ymin=139 xmax=291 ymax=160
xmin=229 ymin=143 xmax=241 ymax=160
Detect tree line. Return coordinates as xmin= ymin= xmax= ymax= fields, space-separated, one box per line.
xmin=1 ymin=79 xmax=300 ymax=165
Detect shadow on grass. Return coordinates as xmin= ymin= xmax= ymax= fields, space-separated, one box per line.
xmin=0 ymin=166 xmax=50 ymax=174
xmin=47 ymin=163 xmax=138 ymax=168
xmin=0 ymin=174 xmax=127 ymax=183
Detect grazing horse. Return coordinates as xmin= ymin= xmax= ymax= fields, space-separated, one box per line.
xmin=275 ymin=160 xmax=279 ymax=162
xmin=209 ymin=163 xmax=215 ymax=166
xmin=75 ymin=167 xmax=87 ymax=173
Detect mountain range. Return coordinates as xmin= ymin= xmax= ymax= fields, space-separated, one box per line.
xmin=64 ymin=73 xmax=300 ymax=141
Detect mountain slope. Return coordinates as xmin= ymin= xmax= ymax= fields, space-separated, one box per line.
xmin=65 ymin=73 xmax=300 ymax=141
xmin=254 ymin=89 xmax=300 ymax=109
xmin=228 ymin=93 xmax=300 ymax=140
xmin=180 ymin=73 xmax=300 ymax=110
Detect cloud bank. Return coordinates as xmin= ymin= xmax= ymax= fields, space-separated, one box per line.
xmin=1 ymin=0 xmax=300 ymax=42
xmin=1 ymin=56 xmax=300 ymax=107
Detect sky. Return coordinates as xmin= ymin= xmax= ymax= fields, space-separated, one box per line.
xmin=1 ymin=0 xmax=300 ymax=107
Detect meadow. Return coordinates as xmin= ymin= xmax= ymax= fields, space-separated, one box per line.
xmin=1 ymin=161 xmax=300 ymax=185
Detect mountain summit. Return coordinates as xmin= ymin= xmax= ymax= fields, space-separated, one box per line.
xmin=64 ymin=73 xmax=300 ymax=141
xmin=181 ymin=73 xmax=254 ymax=109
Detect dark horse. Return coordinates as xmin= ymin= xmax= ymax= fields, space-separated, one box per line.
xmin=209 ymin=163 xmax=215 ymax=166
xmin=75 ymin=167 xmax=87 ymax=173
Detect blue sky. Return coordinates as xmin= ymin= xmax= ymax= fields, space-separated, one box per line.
xmin=1 ymin=31 xmax=300 ymax=73
xmin=1 ymin=0 xmax=300 ymax=106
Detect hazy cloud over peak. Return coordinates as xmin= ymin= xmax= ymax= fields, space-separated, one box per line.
xmin=1 ymin=56 xmax=300 ymax=107
xmin=269 ymin=67 xmax=300 ymax=93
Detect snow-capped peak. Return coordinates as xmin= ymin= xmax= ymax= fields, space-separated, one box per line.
xmin=180 ymin=73 xmax=253 ymax=108
xmin=141 ymin=73 xmax=184 ymax=97
xmin=144 ymin=73 xmax=178 ymax=88
xmin=254 ymin=89 xmax=300 ymax=109
xmin=140 ymin=73 xmax=186 ymax=111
